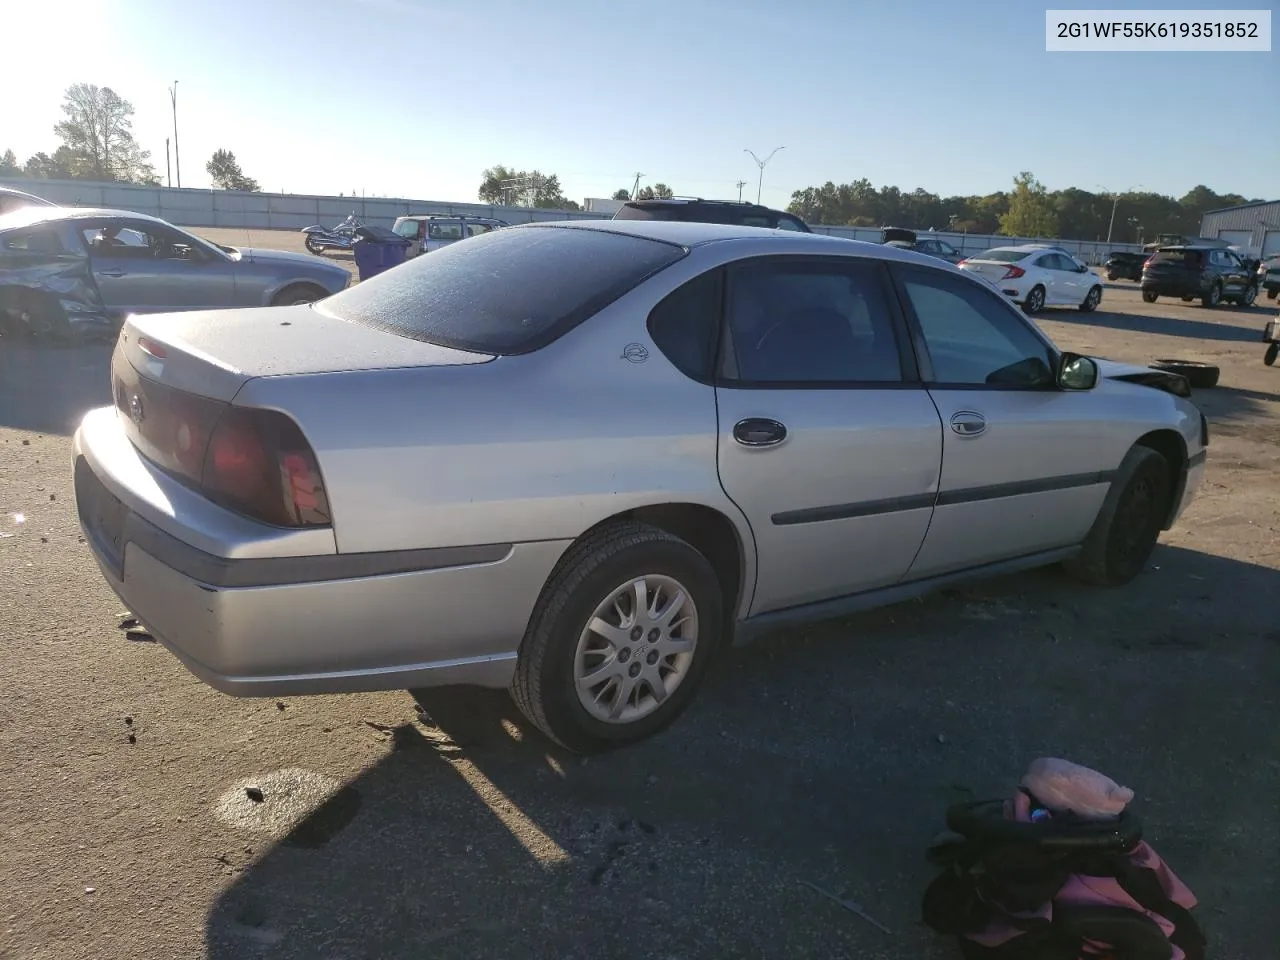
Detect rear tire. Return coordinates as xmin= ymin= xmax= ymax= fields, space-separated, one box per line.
xmin=1141 ymin=289 xmax=1158 ymax=303
xmin=271 ymin=283 xmax=328 ymax=307
xmin=1200 ymin=282 xmax=1222 ymax=308
xmin=1022 ymin=285 xmax=1045 ymax=314
xmin=1265 ymin=343 xmax=1279 ymax=367
xmin=511 ymin=521 xmax=724 ymax=754
xmin=304 ymin=235 xmax=325 ymax=256
xmin=1063 ymin=446 xmax=1172 ymax=587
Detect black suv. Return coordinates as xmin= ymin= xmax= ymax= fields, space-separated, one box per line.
xmin=1141 ymin=245 xmax=1259 ymax=308
xmin=612 ymin=198 xmax=811 ymax=232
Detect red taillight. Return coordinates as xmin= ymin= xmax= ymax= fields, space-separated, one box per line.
xmin=1003 ymin=265 xmax=1026 ymax=280
xmin=137 ymin=337 xmax=168 ymax=359
xmin=201 ymin=407 xmax=330 ymax=528
xmin=956 ymin=258 xmax=968 ymax=266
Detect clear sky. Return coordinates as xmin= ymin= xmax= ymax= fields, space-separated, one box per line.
xmin=5 ymin=0 xmax=1277 ymax=207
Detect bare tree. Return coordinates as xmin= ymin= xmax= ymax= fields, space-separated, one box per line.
xmin=53 ymin=83 xmax=158 ymax=184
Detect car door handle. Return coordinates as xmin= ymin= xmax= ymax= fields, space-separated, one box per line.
xmin=733 ymin=418 xmax=787 ymax=447
xmin=99 ymin=268 xmax=126 ymax=278
xmin=950 ymin=411 xmax=986 ymax=437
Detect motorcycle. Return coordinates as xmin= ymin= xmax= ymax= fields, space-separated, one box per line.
xmin=301 ymin=213 xmax=363 ymax=255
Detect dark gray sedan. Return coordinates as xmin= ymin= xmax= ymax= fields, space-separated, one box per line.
xmin=0 ymin=207 xmax=350 ymax=340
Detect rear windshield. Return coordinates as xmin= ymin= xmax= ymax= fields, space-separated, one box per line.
xmin=1150 ymin=250 xmax=1202 ymax=265
xmin=318 ymin=225 xmax=687 ymax=354
xmin=974 ymin=250 xmax=1030 ymax=263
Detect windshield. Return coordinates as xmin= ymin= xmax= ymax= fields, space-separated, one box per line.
xmin=318 ymin=225 xmax=687 ymax=354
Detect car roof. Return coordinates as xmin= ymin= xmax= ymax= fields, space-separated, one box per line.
xmin=0 ymin=205 xmax=171 ymax=232
xmin=0 ymin=185 xmax=56 ymax=204
xmin=514 ymin=218 xmax=951 ymax=266
xmin=398 ymin=214 xmax=505 ymax=222
xmin=974 ymin=244 xmax=1062 ymax=255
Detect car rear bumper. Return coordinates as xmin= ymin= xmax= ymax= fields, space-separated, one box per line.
xmin=1142 ymin=276 xmax=1207 ymax=296
xmin=73 ymin=407 xmax=568 ymax=696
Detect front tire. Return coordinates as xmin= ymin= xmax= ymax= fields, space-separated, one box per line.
xmin=1022 ymin=285 xmax=1046 ymax=314
xmin=1079 ymin=285 xmax=1102 ymax=313
xmin=1235 ymin=284 xmax=1258 ymax=307
xmin=511 ymin=522 xmax=724 ymax=753
xmin=1063 ymin=446 xmax=1172 ymax=587
xmin=1142 ymin=289 xmax=1158 ymax=303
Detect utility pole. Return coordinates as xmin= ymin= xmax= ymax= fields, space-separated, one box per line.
xmin=165 ymin=138 xmax=171 ymax=188
xmin=168 ymin=81 xmax=181 ymax=188
xmin=744 ymin=146 xmax=784 ymax=205
xmin=735 ymin=180 xmax=748 ymax=202
xmin=630 ymin=172 xmax=644 ymax=200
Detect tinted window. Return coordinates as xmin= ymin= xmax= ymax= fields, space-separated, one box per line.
xmin=723 ymin=259 xmax=904 ymax=384
xmin=776 ymin=215 xmax=809 ymax=232
xmin=83 ymin=223 xmax=206 ymax=261
xmin=898 ymin=266 xmax=1054 ymax=387
xmin=427 ymin=221 xmax=464 ymax=241
xmin=647 ymin=270 xmax=721 ymax=380
xmin=319 ymin=225 xmax=687 ymax=355
xmin=938 ymin=241 xmax=958 ymax=256
xmin=975 ymin=249 xmax=1030 ymax=263
xmin=613 ymin=205 xmax=684 ymax=222
xmin=466 ymin=222 xmax=496 ymax=237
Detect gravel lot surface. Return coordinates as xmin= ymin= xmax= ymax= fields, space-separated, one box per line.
xmin=1 ymin=247 xmax=1277 ymax=960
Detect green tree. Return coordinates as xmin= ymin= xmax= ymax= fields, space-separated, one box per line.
xmin=636 ymin=183 xmax=674 ymax=200
xmin=478 ymin=165 xmax=576 ymax=209
xmin=52 ymin=83 xmax=157 ymax=184
xmin=23 ymin=147 xmax=84 ymax=180
xmin=0 ymin=149 xmax=20 ymax=177
xmin=998 ymin=172 xmax=1059 ymax=238
xmin=206 ymin=149 xmax=261 ymax=191
xmin=612 ymin=188 xmax=632 ymax=200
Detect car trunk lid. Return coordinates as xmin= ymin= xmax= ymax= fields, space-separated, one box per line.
xmin=121 ymin=304 xmax=494 ymax=402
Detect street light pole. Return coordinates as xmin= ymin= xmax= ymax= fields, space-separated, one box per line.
xmin=169 ymin=81 xmax=180 ymax=188
xmin=744 ymin=146 xmax=784 ymax=205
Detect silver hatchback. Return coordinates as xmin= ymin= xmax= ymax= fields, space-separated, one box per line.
xmin=73 ymin=221 xmax=1207 ymax=752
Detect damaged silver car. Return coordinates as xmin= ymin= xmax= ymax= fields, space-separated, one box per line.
xmin=0 ymin=207 xmax=351 ymax=342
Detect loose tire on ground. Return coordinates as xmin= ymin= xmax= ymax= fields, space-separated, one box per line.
xmin=1063 ymin=446 xmax=1173 ymax=588
xmin=511 ymin=521 xmax=724 ymax=753
xmin=1265 ymin=343 xmax=1278 ymax=367
xmin=1148 ymin=359 xmax=1220 ymax=389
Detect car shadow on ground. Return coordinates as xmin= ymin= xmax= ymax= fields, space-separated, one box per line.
xmin=204 ymin=545 xmax=1280 ymax=960
xmin=0 ymin=339 xmax=113 ymax=435
xmin=1052 ymin=305 xmax=1269 ymax=343
xmin=1194 ymin=383 xmax=1280 ymax=428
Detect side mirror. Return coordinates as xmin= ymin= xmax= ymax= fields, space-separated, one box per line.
xmin=1058 ymin=353 xmax=1099 ymax=391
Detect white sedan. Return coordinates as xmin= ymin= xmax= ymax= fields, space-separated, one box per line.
xmin=958 ymin=245 xmax=1104 ymax=315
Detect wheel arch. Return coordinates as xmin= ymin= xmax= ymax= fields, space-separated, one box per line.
xmin=1133 ymin=428 xmax=1188 ymax=530
xmin=270 ymin=280 xmax=331 ymax=307
xmin=574 ymin=502 xmax=755 ymax=630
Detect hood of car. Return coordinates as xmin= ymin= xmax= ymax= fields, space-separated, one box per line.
xmin=1094 ymin=358 xmax=1192 ymax=398
xmin=239 ymin=246 xmax=338 ymax=269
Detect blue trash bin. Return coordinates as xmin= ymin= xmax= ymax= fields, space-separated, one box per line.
xmin=352 ymin=225 xmax=412 ymax=281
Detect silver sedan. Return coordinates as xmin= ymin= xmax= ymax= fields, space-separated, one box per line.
xmin=73 ymin=220 xmax=1208 ymax=752
xmin=0 ymin=206 xmax=350 ymax=340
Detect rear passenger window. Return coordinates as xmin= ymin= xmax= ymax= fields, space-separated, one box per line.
xmin=722 ymin=259 xmax=905 ymax=384
xmin=1 ymin=229 xmax=63 ymax=253
xmin=647 ymin=270 xmax=722 ymax=381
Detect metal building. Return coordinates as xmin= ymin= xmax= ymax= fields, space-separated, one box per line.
xmin=1199 ymin=200 xmax=1280 ymax=259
